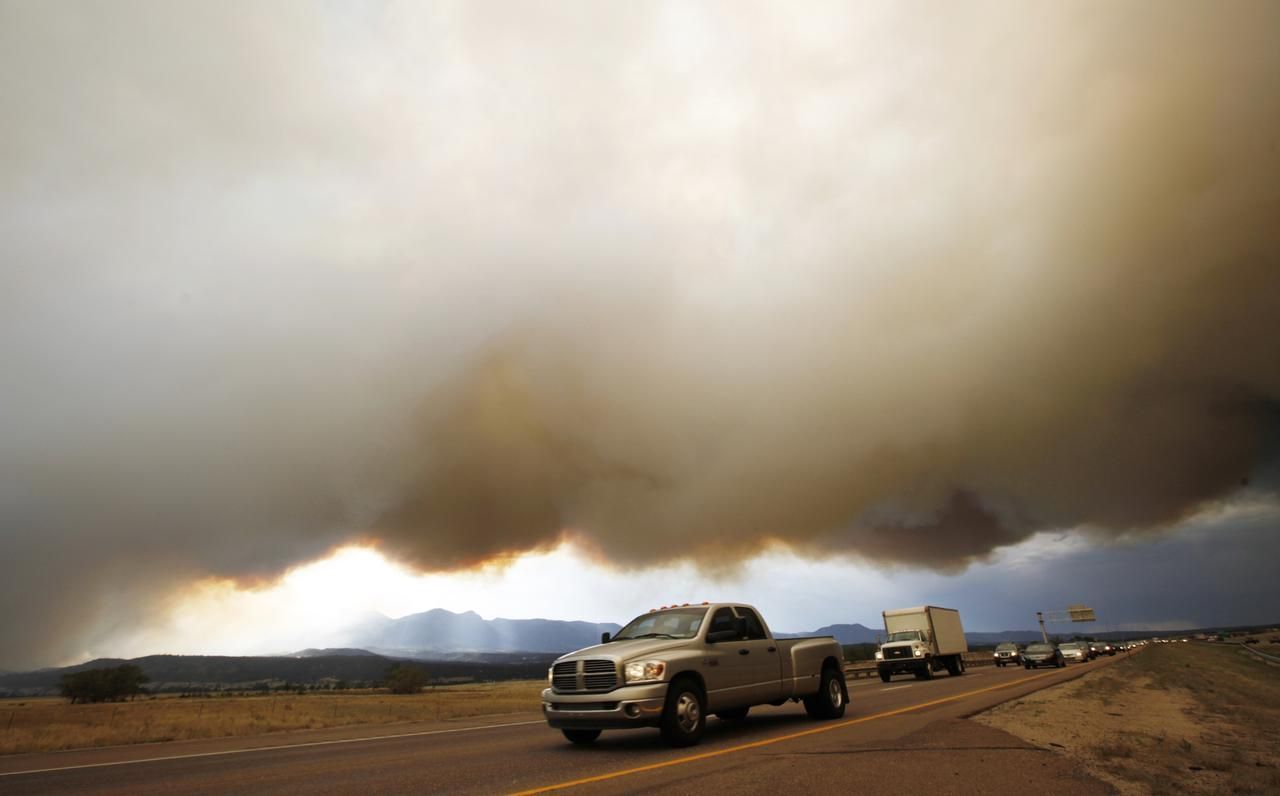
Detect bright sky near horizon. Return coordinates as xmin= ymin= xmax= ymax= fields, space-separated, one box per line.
xmin=91 ymin=495 xmax=1279 ymax=664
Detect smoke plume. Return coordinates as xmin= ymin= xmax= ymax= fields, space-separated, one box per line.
xmin=1 ymin=0 xmax=1278 ymax=668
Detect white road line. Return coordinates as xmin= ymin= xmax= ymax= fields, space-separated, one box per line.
xmin=0 ymin=719 xmax=546 ymax=778
xmin=880 ymin=685 xmax=912 ymax=692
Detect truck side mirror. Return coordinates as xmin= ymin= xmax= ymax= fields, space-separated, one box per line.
xmin=601 ymin=632 xmax=611 ymax=643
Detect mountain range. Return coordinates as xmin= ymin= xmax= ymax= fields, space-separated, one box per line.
xmin=343 ymin=609 xmax=1053 ymax=652
xmin=346 ymin=608 xmax=622 ymax=656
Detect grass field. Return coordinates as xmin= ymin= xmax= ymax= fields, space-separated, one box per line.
xmin=977 ymin=640 xmax=1280 ymax=795
xmin=0 ymin=681 xmax=546 ymax=756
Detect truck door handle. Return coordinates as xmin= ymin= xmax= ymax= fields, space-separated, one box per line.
xmin=738 ymin=648 xmax=750 ymax=655
xmin=767 ymin=646 xmax=776 ymax=653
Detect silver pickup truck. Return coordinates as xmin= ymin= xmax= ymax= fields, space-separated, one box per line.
xmin=541 ymin=602 xmax=848 ymax=746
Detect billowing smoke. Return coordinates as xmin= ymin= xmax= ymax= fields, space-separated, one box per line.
xmin=2 ymin=0 xmax=1278 ymax=668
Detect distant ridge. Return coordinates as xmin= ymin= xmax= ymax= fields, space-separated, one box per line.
xmin=0 ymin=651 xmax=554 ymax=697
xmin=775 ymin=623 xmax=880 ymax=644
xmin=289 ymin=648 xmax=380 ymax=658
xmin=347 ymin=608 xmax=621 ymax=655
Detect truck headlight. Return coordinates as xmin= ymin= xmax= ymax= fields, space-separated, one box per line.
xmin=547 ymin=667 xmax=554 ymax=685
xmin=624 ymin=660 xmax=667 ymax=683
xmin=913 ymin=647 xmax=925 ymax=657
xmin=874 ymin=650 xmax=883 ymax=661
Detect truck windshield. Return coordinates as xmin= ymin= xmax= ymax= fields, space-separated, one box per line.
xmin=886 ymin=631 xmax=923 ymax=642
xmin=612 ymin=607 xmax=709 ymax=641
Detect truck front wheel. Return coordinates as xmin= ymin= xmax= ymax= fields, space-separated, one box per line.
xmin=879 ymin=670 xmax=891 ymax=683
xmin=660 ymin=677 xmax=706 ymax=747
xmin=562 ymin=729 xmax=601 ymax=745
xmin=804 ymin=665 xmax=848 ymax=719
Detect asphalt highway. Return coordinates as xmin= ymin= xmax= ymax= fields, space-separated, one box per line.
xmin=0 ymin=655 xmax=1133 ymax=795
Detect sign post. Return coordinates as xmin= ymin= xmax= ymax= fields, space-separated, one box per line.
xmin=1037 ymin=605 xmax=1096 ymax=643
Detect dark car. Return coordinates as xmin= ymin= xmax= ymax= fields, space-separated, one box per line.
xmin=992 ymin=642 xmax=1022 ymax=667
xmin=1023 ymin=642 xmax=1065 ymax=669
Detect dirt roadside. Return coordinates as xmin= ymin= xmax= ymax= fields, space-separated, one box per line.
xmin=974 ymin=643 xmax=1280 ymax=795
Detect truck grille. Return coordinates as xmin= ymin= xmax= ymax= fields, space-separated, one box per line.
xmin=551 ymin=661 xmax=579 ymax=691
xmin=551 ymin=659 xmax=618 ymax=693
xmin=884 ymin=646 xmax=913 ymax=660
xmin=546 ymin=701 xmax=618 ymax=712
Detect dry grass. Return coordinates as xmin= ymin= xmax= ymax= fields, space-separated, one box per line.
xmin=0 ymin=681 xmax=545 ymax=756
xmin=976 ymin=643 xmax=1280 ymax=795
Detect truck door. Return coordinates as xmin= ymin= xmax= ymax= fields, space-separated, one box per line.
xmin=734 ymin=607 xmax=783 ymax=704
xmin=705 ymin=607 xmax=783 ymax=710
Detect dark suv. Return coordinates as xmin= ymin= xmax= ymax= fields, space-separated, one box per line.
xmin=992 ymin=642 xmax=1022 ymax=667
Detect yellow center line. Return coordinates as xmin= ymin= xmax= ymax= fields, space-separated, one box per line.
xmin=511 ymin=668 xmax=1066 ymax=795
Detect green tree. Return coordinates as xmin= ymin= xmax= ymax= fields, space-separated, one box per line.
xmin=60 ymin=664 xmax=150 ymax=704
xmin=386 ymin=663 xmax=429 ymax=694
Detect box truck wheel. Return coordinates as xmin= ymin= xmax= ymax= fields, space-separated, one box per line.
xmin=879 ymin=670 xmax=891 ymax=683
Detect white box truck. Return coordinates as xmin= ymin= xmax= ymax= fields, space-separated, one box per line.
xmin=875 ymin=606 xmax=968 ymax=682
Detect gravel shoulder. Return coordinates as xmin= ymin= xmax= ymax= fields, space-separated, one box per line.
xmin=974 ymin=644 xmax=1280 ymax=795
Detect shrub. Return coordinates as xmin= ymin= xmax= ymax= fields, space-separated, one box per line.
xmin=386 ymin=664 xmax=429 ymax=694
xmin=60 ymin=665 xmax=150 ymax=704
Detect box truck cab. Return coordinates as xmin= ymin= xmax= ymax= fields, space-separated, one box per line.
xmin=875 ymin=605 xmax=968 ymax=682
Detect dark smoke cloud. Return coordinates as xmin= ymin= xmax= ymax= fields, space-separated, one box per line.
xmin=2 ymin=0 xmax=1279 ymax=668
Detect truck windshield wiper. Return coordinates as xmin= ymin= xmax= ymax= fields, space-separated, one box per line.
xmin=624 ymin=633 xmax=677 ymax=639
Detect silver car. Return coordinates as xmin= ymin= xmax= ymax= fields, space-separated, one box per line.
xmin=1057 ymin=641 xmax=1089 ymax=663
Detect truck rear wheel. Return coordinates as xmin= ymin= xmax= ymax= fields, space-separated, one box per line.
xmin=659 ymin=677 xmax=706 ymax=747
xmin=804 ymin=665 xmax=847 ymax=719
xmin=562 ymin=729 xmax=601 ymax=745
xmin=715 ymin=707 xmax=750 ymax=722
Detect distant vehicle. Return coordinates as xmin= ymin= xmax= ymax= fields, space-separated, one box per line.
xmin=875 ymin=606 xmax=969 ymax=682
xmin=1244 ymin=638 xmax=1260 ymax=644
xmin=992 ymin=642 xmax=1022 ymax=667
xmin=1086 ymin=642 xmax=1104 ymax=658
xmin=1058 ymin=642 xmax=1089 ymax=663
xmin=1096 ymin=642 xmax=1117 ymax=656
xmin=541 ymin=603 xmax=847 ymax=747
xmin=1023 ymin=642 xmax=1065 ymax=669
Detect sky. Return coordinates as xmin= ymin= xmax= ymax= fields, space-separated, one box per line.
xmin=2 ymin=1 xmax=1279 ymax=670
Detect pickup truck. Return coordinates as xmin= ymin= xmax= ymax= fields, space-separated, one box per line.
xmin=541 ymin=603 xmax=848 ymax=747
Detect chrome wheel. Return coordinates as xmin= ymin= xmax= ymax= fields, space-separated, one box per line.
xmin=827 ymin=676 xmax=844 ymax=709
xmin=675 ymin=691 xmax=701 ymax=733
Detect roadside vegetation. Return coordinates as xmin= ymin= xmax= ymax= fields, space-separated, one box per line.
xmin=0 ymin=680 xmax=545 ymax=755
xmin=976 ymin=639 xmax=1280 ymax=794
xmin=60 ymin=664 xmax=149 ymax=704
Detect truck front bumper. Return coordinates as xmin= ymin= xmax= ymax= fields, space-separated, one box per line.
xmin=878 ymin=660 xmax=927 ymax=676
xmin=541 ymin=684 xmax=668 ymax=730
